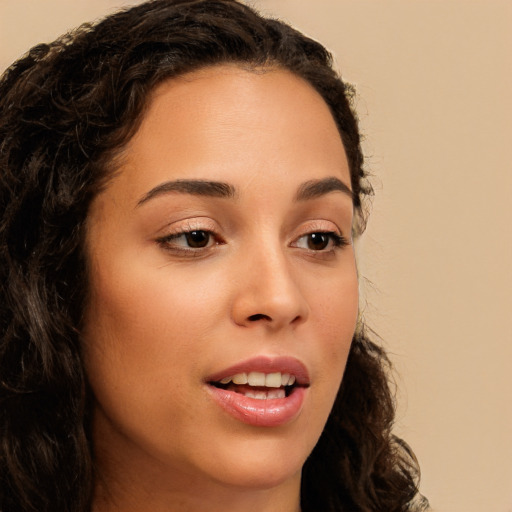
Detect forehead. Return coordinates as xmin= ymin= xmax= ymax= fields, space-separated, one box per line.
xmin=105 ymin=64 xmax=350 ymax=205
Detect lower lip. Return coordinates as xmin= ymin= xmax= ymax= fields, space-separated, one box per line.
xmin=207 ymin=386 xmax=307 ymax=427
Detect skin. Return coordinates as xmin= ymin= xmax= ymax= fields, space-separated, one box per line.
xmin=83 ymin=65 xmax=359 ymax=512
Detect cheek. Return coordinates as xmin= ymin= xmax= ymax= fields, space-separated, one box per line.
xmin=311 ymin=262 xmax=359 ymax=343
xmin=84 ymin=253 xmax=225 ymax=350
xmin=81 ymin=251 xmax=238 ymax=422
xmin=303 ymin=261 xmax=359 ymax=407
xmin=81 ymin=260 xmax=224 ymax=447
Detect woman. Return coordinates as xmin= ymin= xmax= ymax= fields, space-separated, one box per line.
xmin=0 ymin=1 xmax=428 ymax=511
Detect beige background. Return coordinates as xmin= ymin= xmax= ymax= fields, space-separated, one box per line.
xmin=1 ymin=1 xmax=511 ymax=511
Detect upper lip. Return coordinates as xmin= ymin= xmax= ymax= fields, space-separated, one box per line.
xmin=206 ymin=355 xmax=310 ymax=386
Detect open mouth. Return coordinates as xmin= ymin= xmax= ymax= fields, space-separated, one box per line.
xmin=206 ymin=358 xmax=310 ymax=426
xmin=209 ymin=371 xmax=301 ymax=400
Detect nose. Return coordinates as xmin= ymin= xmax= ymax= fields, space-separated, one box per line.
xmin=230 ymin=245 xmax=309 ymax=330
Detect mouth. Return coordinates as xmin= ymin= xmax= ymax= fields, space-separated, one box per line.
xmin=206 ymin=356 xmax=310 ymax=427
xmin=209 ymin=371 xmax=301 ymax=399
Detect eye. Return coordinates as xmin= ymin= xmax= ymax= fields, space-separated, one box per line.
xmin=294 ymin=231 xmax=347 ymax=251
xmin=304 ymin=232 xmax=330 ymax=251
xmin=157 ymin=229 xmax=218 ymax=252
xmin=181 ymin=230 xmax=211 ymax=248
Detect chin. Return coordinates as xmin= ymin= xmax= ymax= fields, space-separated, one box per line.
xmin=210 ymin=459 xmax=302 ymax=491
xmin=193 ymin=429 xmax=312 ymax=491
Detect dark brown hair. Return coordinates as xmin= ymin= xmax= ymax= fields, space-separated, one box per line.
xmin=0 ymin=1 xmax=427 ymax=510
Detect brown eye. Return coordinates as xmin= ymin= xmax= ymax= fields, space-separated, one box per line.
xmin=156 ymin=228 xmax=221 ymax=254
xmin=293 ymin=231 xmax=347 ymax=252
xmin=185 ymin=230 xmax=210 ymax=248
xmin=306 ymin=232 xmax=330 ymax=250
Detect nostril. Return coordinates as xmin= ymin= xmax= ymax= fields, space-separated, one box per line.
xmin=248 ymin=313 xmax=271 ymax=322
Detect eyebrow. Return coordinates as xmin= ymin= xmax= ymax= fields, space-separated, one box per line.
xmin=136 ymin=176 xmax=353 ymax=207
xmin=295 ymin=177 xmax=353 ymax=201
xmin=136 ymin=179 xmax=236 ymax=206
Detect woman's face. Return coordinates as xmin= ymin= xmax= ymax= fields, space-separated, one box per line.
xmin=83 ymin=65 xmax=358 ymax=500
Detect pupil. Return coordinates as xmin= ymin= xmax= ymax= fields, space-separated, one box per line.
xmin=186 ymin=230 xmax=209 ymax=248
xmin=308 ymin=233 xmax=328 ymax=250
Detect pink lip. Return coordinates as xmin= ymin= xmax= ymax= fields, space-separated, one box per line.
xmin=206 ymin=356 xmax=310 ymax=428
xmin=206 ymin=355 xmax=310 ymax=385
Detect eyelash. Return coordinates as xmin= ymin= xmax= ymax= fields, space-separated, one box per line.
xmin=156 ymin=229 xmax=223 ymax=255
xmin=293 ymin=231 xmax=349 ymax=252
xmin=156 ymin=228 xmax=348 ymax=256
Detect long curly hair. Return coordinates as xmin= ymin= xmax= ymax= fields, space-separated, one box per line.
xmin=0 ymin=1 xmax=427 ymax=511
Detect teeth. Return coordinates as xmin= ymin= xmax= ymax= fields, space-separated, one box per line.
xmin=265 ymin=372 xmax=282 ymax=388
xmin=244 ymin=388 xmax=286 ymax=400
xmin=232 ymin=373 xmax=248 ymax=385
xmin=267 ymin=388 xmax=286 ymax=399
xmin=217 ymin=371 xmax=297 ymax=388
xmin=247 ymin=371 xmax=266 ymax=386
